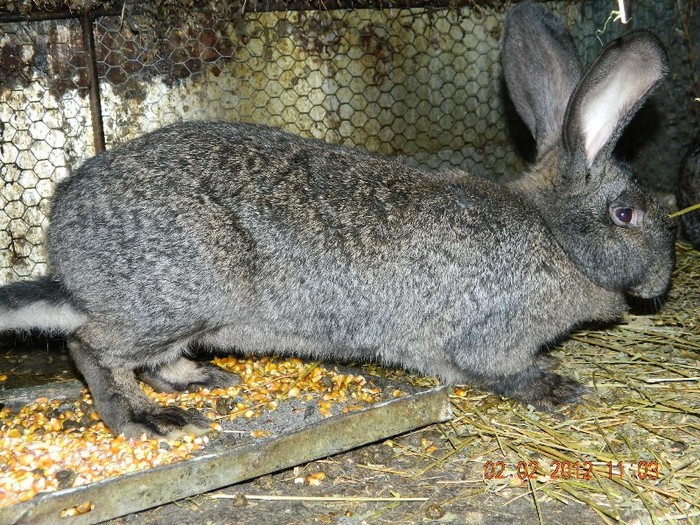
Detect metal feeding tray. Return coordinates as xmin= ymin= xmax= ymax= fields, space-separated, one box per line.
xmin=0 ymin=365 xmax=451 ymax=525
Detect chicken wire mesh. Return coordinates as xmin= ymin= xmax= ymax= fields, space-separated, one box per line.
xmin=0 ymin=0 xmax=698 ymax=284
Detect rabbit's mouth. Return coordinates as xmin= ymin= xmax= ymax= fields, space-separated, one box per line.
xmin=625 ymin=293 xmax=668 ymax=315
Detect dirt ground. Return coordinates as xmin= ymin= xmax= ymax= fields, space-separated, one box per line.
xmin=106 ymin=426 xmax=604 ymax=525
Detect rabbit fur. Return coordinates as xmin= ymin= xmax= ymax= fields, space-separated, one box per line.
xmin=678 ymin=142 xmax=700 ymax=249
xmin=0 ymin=1 xmax=676 ymax=437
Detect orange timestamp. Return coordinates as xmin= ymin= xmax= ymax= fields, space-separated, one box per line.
xmin=483 ymin=460 xmax=660 ymax=481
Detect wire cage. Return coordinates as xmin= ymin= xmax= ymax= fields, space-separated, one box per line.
xmin=0 ymin=0 xmax=698 ymax=283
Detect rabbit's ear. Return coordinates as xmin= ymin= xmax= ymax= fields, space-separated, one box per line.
xmin=502 ymin=1 xmax=583 ymax=154
xmin=563 ymin=31 xmax=669 ymax=171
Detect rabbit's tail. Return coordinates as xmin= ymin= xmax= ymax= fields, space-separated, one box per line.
xmin=0 ymin=276 xmax=87 ymax=335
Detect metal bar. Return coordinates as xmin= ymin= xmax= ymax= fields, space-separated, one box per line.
xmin=0 ymin=0 xmax=499 ymax=23
xmin=235 ymin=0 xmax=495 ymax=12
xmin=0 ymin=380 xmax=85 ymax=411
xmin=80 ymin=13 xmax=106 ymax=155
xmin=622 ymin=0 xmax=632 ymax=32
xmin=0 ymin=7 xmax=121 ymax=24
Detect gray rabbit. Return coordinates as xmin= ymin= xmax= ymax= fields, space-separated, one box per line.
xmin=678 ymin=142 xmax=700 ymax=249
xmin=0 ymin=1 xmax=676 ymax=437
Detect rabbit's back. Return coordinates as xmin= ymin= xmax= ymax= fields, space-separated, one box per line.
xmin=49 ymin=121 xmax=535 ymax=274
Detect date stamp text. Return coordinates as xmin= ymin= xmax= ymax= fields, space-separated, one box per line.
xmin=483 ymin=460 xmax=660 ymax=482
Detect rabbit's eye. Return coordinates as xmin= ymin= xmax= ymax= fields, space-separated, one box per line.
xmin=615 ymin=208 xmax=633 ymax=223
xmin=610 ymin=206 xmax=642 ymax=227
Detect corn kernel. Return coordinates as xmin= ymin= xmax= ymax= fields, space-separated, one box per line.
xmin=307 ymin=472 xmax=326 ymax=486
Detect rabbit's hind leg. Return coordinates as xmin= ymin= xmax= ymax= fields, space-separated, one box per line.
xmin=139 ymin=356 xmax=240 ymax=393
xmin=68 ymin=334 xmax=211 ymax=438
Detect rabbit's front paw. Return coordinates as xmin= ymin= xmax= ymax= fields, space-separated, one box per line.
xmin=120 ymin=406 xmax=212 ymax=439
xmin=485 ymin=364 xmax=588 ymax=411
xmin=518 ymin=371 xmax=589 ymax=410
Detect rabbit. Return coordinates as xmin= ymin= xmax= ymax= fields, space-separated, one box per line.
xmin=0 ymin=1 xmax=676 ymax=438
xmin=677 ymin=141 xmax=700 ymax=249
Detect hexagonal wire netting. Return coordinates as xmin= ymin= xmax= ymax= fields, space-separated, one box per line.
xmin=1 ymin=16 xmax=92 ymax=281
xmin=91 ymin=4 xmax=518 ymax=170
xmin=0 ymin=1 xmax=698 ymax=284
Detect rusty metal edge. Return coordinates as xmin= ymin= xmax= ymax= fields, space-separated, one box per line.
xmin=0 ymin=1 xmax=507 ymax=23
xmin=1 ymin=384 xmax=451 ymax=525
xmin=0 ymin=380 xmax=85 ymax=411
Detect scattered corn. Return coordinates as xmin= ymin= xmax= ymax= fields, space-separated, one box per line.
xmin=306 ymin=471 xmax=326 ymax=486
xmin=0 ymin=356 xmax=383 ymax=508
xmin=421 ymin=438 xmax=438 ymax=454
xmin=59 ymin=501 xmax=94 ymax=517
xmin=453 ymin=387 xmax=468 ymax=397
